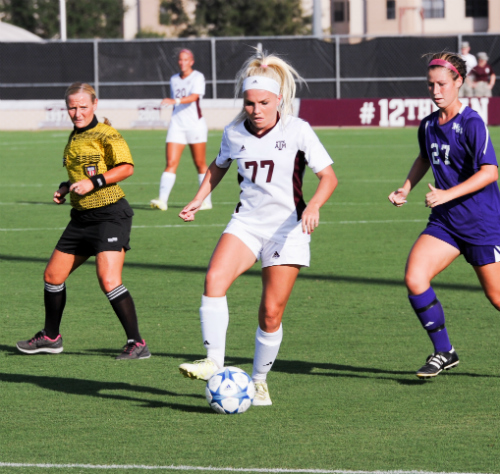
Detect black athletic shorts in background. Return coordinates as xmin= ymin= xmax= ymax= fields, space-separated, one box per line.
xmin=55 ymin=199 xmax=134 ymax=256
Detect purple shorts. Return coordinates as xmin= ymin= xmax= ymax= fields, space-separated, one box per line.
xmin=421 ymin=223 xmax=500 ymax=267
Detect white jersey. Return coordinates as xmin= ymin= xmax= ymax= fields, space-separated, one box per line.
xmin=170 ymin=70 xmax=205 ymax=129
xmin=215 ymin=115 xmax=333 ymax=244
xmin=462 ymin=53 xmax=477 ymax=75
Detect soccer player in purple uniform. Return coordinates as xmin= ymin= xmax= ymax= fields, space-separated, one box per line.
xmin=389 ymin=52 xmax=500 ymax=378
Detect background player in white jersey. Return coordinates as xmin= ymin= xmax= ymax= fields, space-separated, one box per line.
xmin=150 ymin=49 xmax=211 ymax=211
xmin=389 ymin=52 xmax=500 ymax=379
xmin=177 ymin=52 xmax=338 ymax=406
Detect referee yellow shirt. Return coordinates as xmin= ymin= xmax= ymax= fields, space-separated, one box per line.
xmin=63 ymin=119 xmax=134 ymax=211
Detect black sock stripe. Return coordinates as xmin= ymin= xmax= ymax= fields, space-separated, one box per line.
xmin=44 ymin=282 xmax=66 ymax=293
xmin=428 ymin=324 xmax=446 ymax=334
xmin=106 ymin=285 xmax=127 ymax=301
xmin=415 ymin=298 xmax=439 ymax=314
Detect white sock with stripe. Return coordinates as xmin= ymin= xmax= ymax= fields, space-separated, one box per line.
xmin=200 ymin=295 xmax=228 ymax=369
xmin=252 ymin=324 xmax=283 ymax=382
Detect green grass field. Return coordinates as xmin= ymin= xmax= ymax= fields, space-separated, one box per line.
xmin=1 ymin=126 xmax=500 ymax=474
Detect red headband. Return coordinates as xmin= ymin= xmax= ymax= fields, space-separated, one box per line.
xmin=428 ymin=59 xmax=461 ymax=79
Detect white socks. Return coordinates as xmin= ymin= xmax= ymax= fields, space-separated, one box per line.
xmin=159 ymin=172 xmax=210 ymax=206
xmin=198 ymin=173 xmax=212 ymax=206
xmin=252 ymin=324 xmax=283 ymax=382
xmin=159 ymin=171 xmax=176 ymax=204
xmin=200 ymin=295 xmax=228 ymax=369
xmin=199 ymin=295 xmax=283 ymax=380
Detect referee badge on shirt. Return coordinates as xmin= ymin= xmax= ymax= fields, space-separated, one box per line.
xmin=85 ymin=166 xmax=97 ymax=177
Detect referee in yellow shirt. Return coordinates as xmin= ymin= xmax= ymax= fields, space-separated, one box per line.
xmin=17 ymin=82 xmax=150 ymax=360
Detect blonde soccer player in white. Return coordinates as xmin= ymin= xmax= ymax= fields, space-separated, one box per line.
xmin=178 ymin=52 xmax=338 ymax=406
xmin=150 ymin=49 xmax=212 ymax=211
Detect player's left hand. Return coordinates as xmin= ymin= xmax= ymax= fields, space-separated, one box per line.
xmin=425 ymin=183 xmax=450 ymax=207
xmin=301 ymin=206 xmax=320 ymax=234
xmin=70 ymin=179 xmax=94 ymax=196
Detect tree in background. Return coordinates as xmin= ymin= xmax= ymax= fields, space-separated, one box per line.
xmin=159 ymin=0 xmax=189 ymax=28
xmin=0 ymin=0 xmax=124 ymax=39
xmin=192 ymin=0 xmax=311 ymax=36
xmin=155 ymin=0 xmax=310 ymax=37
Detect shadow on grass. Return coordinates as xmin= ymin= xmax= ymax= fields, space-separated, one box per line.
xmin=220 ymin=354 xmax=500 ymax=383
xmin=0 ymin=371 xmax=208 ymax=412
xmin=1 ymin=345 xmax=497 ymax=390
xmin=0 ymin=253 xmax=484 ymax=291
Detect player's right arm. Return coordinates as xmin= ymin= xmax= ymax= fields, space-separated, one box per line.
xmin=161 ymin=94 xmax=200 ymax=107
xmin=388 ymin=154 xmax=430 ymax=207
xmin=179 ymin=160 xmax=229 ymax=221
xmin=180 ymin=128 xmax=232 ymax=221
xmin=389 ymin=120 xmax=431 ymax=207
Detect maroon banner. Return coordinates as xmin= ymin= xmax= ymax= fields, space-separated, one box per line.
xmin=299 ymin=97 xmax=500 ymax=127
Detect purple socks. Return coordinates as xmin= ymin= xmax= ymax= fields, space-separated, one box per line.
xmin=408 ymin=287 xmax=452 ymax=353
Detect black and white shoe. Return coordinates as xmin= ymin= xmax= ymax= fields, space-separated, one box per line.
xmin=416 ymin=347 xmax=459 ymax=379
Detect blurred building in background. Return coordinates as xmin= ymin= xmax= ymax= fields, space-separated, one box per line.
xmin=122 ymin=0 xmax=330 ymax=38
xmin=330 ymin=0 xmax=500 ymax=36
xmin=122 ymin=0 xmax=500 ymax=39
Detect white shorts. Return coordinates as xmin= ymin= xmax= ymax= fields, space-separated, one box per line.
xmin=166 ymin=119 xmax=208 ymax=145
xmin=223 ymin=219 xmax=310 ymax=268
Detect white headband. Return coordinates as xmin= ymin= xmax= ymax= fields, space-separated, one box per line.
xmin=242 ymin=76 xmax=281 ymax=96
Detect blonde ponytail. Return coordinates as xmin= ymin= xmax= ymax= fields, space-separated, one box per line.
xmin=233 ymin=51 xmax=304 ymax=126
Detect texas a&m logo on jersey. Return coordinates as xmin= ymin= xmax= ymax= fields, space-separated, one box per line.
xmin=275 ymin=140 xmax=286 ymax=150
xmin=85 ymin=166 xmax=97 ymax=177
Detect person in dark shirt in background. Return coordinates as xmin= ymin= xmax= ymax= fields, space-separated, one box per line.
xmin=469 ymin=52 xmax=496 ymax=98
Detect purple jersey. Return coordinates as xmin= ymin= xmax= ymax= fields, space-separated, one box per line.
xmin=418 ymin=105 xmax=500 ymax=245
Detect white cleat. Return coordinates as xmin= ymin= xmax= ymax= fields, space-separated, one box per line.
xmin=252 ymin=381 xmax=272 ymax=406
xmin=179 ymin=358 xmax=219 ymax=381
xmin=199 ymin=200 xmax=212 ymax=210
xmin=150 ymin=199 xmax=167 ymax=211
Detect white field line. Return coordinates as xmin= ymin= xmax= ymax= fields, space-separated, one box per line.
xmin=1 ymin=139 xmax=67 ymax=146
xmin=0 ymin=179 xmax=405 ymax=188
xmin=0 ymin=220 xmax=427 ymax=232
xmin=0 ymin=464 xmax=489 ymax=474
xmin=0 ymin=134 xmax=221 ymax=146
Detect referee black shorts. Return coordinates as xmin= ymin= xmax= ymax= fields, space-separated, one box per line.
xmin=55 ymin=199 xmax=133 ymax=257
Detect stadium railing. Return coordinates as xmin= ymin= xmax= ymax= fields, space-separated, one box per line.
xmin=1 ymin=33 xmax=499 ymax=101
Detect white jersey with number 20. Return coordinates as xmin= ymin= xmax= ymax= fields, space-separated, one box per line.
xmin=170 ymin=70 xmax=205 ymax=129
xmin=215 ymin=115 xmax=333 ymax=244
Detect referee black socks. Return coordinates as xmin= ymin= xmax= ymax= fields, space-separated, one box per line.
xmin=44 ymin=282 xmax=66 ymax=339
xmin=106 ymin=285 xmax=142 ymax=342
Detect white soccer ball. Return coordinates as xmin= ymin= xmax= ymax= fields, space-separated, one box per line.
xmin=205 ymin=367 xmax=255 ymax=414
